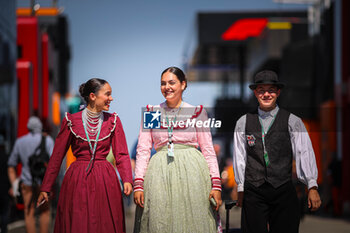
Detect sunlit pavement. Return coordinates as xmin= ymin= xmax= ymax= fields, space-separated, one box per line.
xmin=8 ymin=203 xmax=350 ymax=233
xmin=126 ymin=203 xmax=350 ymax=233
xmin=218 ymin=206 xmax=350 ymax=233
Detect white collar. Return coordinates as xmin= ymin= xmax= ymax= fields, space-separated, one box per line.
xmin=258 ymin=105 xmax=279 ymax=118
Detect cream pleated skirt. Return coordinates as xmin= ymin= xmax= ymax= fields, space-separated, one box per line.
xmin=134 ymin=144 xmax=218 ymax=233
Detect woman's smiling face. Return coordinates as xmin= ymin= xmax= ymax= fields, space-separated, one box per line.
xmin=160 ymin=71 xmax=186 ymax=103
xmin=91 ymin=83 xmax=113 ymax=112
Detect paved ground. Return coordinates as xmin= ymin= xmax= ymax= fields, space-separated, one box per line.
xmin=7 ymin=203 xmax=350 ymax=233
xmin=219 ymin=206 xmax=350 ymax=233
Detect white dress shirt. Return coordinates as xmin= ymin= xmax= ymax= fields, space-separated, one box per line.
xmin=233 ymin=106 xmax=318 ymax=192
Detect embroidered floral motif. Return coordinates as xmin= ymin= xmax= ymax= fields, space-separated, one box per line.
xmin=247 ymin=135 xmax=256 ymax=147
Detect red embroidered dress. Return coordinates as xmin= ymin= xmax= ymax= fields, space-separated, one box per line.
xmin=41 ymin=111 xmax=133 ymax=233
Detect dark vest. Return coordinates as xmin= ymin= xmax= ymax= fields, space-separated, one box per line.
xmin=245 ymin=108 xmax=293 ymax=188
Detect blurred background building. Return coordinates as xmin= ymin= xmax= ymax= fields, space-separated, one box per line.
xmin=183 ymin=0 xmax=350 ymax=217
xmin=0 ymin=0 xmax=17 ymax=154
xmin=0 ymin=0 xmax=73 ymax=146
xmin=0 ymin=0 xmax=77 ymax=226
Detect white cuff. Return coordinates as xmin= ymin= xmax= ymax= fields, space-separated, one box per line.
xmin=307 ymin=180 xmax=318 ymax=190
xmin=237 ymin=183 xmax=244 ymax=192
xmin=12 ymin=178 xmax=20 ymax=197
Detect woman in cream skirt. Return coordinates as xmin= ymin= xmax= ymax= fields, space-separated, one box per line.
xmin=134 ymin=67 xmax=222 ymax=233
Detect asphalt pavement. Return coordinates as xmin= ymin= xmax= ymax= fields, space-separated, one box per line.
xmin=7 ymin=203 xmax=350 ymax=233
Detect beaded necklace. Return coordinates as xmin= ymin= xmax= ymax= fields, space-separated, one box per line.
xmin=82 ymin=108 xmax=103 ymax=137
xmin=82 ymin=108 xmax=104 ymax=172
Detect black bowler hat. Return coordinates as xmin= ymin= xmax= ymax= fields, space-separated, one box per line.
xmin=249 ymin=70 xmax=285 ymax=90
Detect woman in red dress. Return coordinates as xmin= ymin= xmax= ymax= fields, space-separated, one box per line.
xmin=37 ymin=78 xmax=133 ymax=233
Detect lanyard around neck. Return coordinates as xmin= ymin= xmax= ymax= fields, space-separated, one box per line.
xmin=259 ymin=114 xmax=276 ymax=135
xmin=165 ymin=101 xmax=184 ymax=137
xmin=258 ymin=114 xmax=276 ymax=167
xmin=82 ymin=116 xmax=103 ymax=172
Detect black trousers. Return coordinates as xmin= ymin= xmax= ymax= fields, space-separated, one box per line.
xmin=242 ymin=181 xmax=300 ymax=233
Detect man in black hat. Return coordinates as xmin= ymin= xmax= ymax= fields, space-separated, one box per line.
xmin=232 ymin=70 xmax=321 ymax=233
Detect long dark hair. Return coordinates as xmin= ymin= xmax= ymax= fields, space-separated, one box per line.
xmin=79 ymin=78 xmax=108 ymax=103
xmin=161 ymin=66 xmax=187 ymax=90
